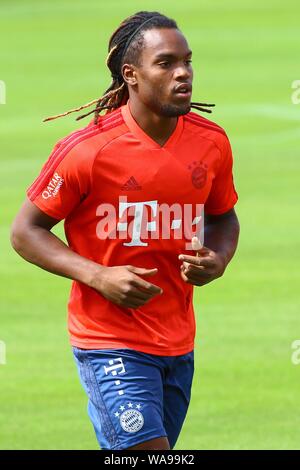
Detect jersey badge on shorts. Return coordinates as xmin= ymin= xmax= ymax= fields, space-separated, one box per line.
xmin=114 ymin=402 xmax=144 ymax=433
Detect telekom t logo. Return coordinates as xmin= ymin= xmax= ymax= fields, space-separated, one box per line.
xmin=117 ymin=200 xmax=157 ymax=246
xmin=104 ymin=358 xmax=126 ymax=376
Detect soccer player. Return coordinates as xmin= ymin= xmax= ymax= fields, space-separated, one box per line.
xmin=11 ymin=11 xmax=240 ymax=450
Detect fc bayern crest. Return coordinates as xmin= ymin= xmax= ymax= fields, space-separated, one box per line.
xmin=188 ymin=160 xmax=208 ymax=189
xmin=114 ymin=402 xmax=144 ymax=433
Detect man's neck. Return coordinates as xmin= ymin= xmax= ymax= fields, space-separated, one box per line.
xmin=127 ymin=98 xmax=178 ymax=147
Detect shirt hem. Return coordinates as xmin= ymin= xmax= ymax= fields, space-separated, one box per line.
xmin=70 ymin=338 xmax=194 ymax=356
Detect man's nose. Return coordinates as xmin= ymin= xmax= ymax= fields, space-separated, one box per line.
xmin=174 ymin=65 xmax=192 ymax=80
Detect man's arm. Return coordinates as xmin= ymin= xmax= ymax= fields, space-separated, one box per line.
xmin=203 ymin=208 xmax=240 ymax=267
xmin=178 ymin=208 xmax=240 ymax=286
xmin=10 ymin=199 xmax=162 ymax=308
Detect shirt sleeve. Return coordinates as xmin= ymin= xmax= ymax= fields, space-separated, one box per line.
xmin=26 ymin=136 xmax=93 ymax=221
xmin=204 ymin=134 xmax=238 ymax=215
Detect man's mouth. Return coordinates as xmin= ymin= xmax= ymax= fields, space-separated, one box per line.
xmin=173 ymin=83 xmax=192 ymax=99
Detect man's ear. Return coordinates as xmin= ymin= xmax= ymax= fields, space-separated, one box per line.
xmin=122 ymin=64 xmax=138 ymax=87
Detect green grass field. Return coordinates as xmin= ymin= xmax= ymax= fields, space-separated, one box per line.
xmin=1 ymin=0 xmax=300 ymax=450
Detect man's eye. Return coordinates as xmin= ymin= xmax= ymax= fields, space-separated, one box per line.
xmin=158 ymin=62 xmax=170 ymax=67
xmin=186 ymin=60 xmax=192 ymax=65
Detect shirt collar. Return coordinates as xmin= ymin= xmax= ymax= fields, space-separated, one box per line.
xmin=121 ymin=100 xmax=184 ymax=150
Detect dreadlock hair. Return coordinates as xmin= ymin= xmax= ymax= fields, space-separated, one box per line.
xmin=43 ymin=11 xmax=215 ymax=124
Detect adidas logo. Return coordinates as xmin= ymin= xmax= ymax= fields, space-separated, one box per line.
xmin=121 ymin=176 xmax=142 ymax=191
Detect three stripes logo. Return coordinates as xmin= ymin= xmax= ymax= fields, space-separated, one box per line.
xmin=121 ymin=176 xmax=142 ymax=191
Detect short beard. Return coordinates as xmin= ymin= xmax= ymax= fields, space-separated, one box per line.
xmin=155 ymin=101 xmax=191 ymax=117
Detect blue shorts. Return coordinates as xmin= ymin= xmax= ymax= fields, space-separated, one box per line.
xmin=72 ymin=347 xmax=194 ymax=450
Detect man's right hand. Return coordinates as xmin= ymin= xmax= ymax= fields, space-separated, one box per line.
xmin=89 ymin=265 xmax=163 ymax=309
xmin=11 ymin=201 xmax=162 ymax=310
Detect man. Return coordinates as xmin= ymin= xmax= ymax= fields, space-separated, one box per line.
xmin=11 ymin=11 xmax=240 ymax=450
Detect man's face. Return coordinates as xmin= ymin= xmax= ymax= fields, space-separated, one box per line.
xmin=128 ymin=28 xmax=193 ymax=117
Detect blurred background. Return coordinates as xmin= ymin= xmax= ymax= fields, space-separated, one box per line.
xmin=0 ymin=0 xmax=299 ymax=449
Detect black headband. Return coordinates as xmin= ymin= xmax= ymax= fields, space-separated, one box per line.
xmin=122 ymin=16 xmax=160 ymax=59
xmin=110 ymin=16 xmax=161 ymax=80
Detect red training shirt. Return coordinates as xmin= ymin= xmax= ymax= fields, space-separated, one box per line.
xmin=27 ymin=101 xmax=238 ymax=355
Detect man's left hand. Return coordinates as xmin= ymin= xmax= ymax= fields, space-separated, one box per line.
xmin=178 ymin=245 xmax=226 ymax=287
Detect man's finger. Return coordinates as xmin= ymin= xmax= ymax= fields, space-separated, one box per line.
xmin=181 ymin=270 xmax=206 ymax=285
xmin=181 ymin=270 xmax=211 ymax=286
xmin=128 ymin=266 xmax=158 ymax=276
xmin=180 ymin=271 xmax=189 ymax=283
xmin=191 ymin=238 xmax=211 ymax=254
xmin=179 ymin=254 xmax=213 ymax=267
xmin=124 ymin=298 xmax=145 ymax=309
xmin=191 ymin=240 xmax=211 ymax=253
xmin=182 ymin=262 xmax=210 ymax=273
xmin=191 ymin=236 xmax=204 ymax=256
xmin=184 ymin=268 xmax=212 ymax=280
xmin=127 ymin=286 xmax=156 ymax=301
xmin=132 ymin=276 xmax=163 ymax=295
xmin=182 ymin=262 xmax=213 ymax=274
